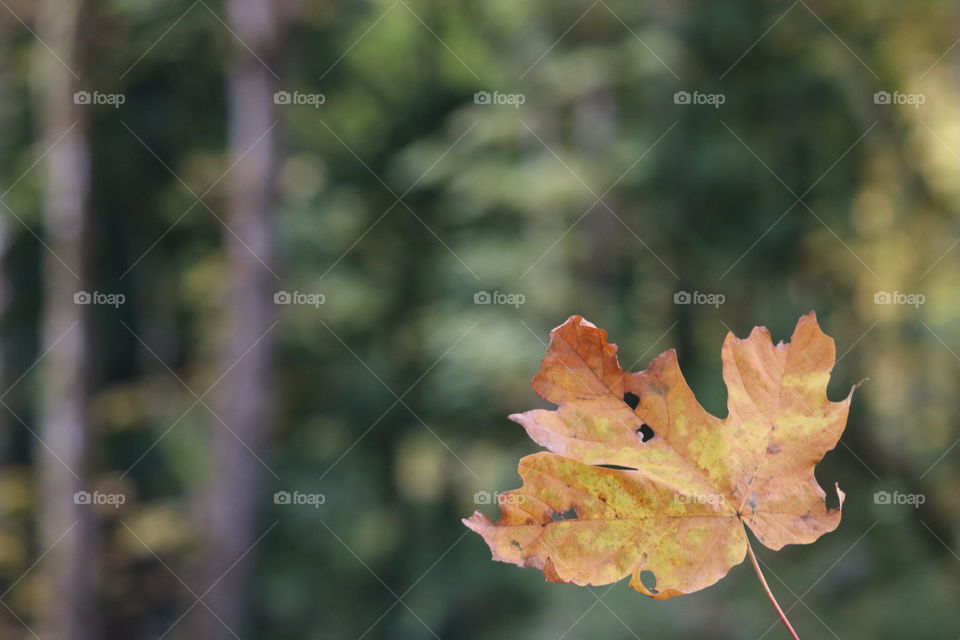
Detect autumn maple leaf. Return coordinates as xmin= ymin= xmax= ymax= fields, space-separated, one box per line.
xmin=464 ymin=313 xmax=854 ymax=611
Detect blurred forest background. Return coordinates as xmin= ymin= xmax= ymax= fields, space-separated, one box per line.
xmin=0 ymin=0 xmax=958 ymax=638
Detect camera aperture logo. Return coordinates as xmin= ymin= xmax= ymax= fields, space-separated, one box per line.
xmin=873 ymin=490 xmax=924 ymax=508
xmin=74 ymin=290 xmax=125 ymax=308
xmin=274 ymin=90 xmax=326 ymax=108
xmin=273 ymin=490 xmax=326 ymax=508
xmin=274 ymin=290 xmax=325 ymax=308
xmin=874 ymin=291 xmax=924 ymax=308
xmin=473 ymin=490 xmax=524 ymax=505
xmin=74 ymin=490 xmax=126 ymax=509
xmin=474 ymin=290 xmax=525 ymax=308
xmin=674 ymin=90 xmax=725 ymax=108
xmin=673 ymin=290 xmax=725 ymax=308
xmin=873 ymin=91 xmax=925 ymax=108
xmin=74 ymin=90 xmax=126 ymax=109
xmin=473 ymin=90 xmax=525 ymax=108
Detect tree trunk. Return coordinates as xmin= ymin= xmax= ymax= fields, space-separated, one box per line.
xmin=0 ymin=10 xmax=14 ymax=464
xmin=193 ymin=1 xmax=283 ymax=638
xmin=33 ymin=1 xmax=96 ymax=639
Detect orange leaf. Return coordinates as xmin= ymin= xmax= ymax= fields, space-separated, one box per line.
xmin=464 ymin=313 xmax=853 ymax=599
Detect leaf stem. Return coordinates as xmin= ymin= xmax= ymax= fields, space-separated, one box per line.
xmin=745 ymin=536 xmax=800 ymax=640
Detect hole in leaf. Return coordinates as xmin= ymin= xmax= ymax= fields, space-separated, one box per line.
xmin=623 ymin=392 xmax=640 ymax=410
xmin=825 ymin=485 xmax=841 ymax=511
xmin=596 ymin=464 xmax=638 ymax=471
xmin=639 ymin=570 xmax=658 ymax=594
xmin=551 ymin=507 xmax=578 ymax=521
xmin=636 ymin=424 xmax=655 ymax=442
